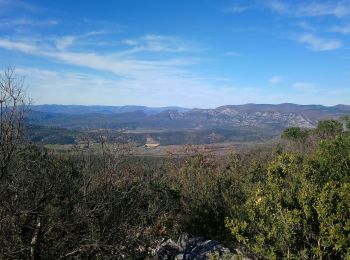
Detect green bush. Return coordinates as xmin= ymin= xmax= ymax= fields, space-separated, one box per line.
xmin=226 ymin=131 xmax=350 ymax=259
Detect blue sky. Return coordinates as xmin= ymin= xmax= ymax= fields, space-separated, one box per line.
xmin=0 ymin=0 xmax=350 ymax=107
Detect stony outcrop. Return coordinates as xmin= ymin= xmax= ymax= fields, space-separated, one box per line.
xmin=154 ymin=233 xmax=255 ymax=260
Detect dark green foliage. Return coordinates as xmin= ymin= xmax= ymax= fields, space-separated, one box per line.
xmin=0 ymin=145 xmax=180 ymax=259
xmin=282 ymin=127 xmax=308 ymax=142
xmin=226 ymin=153 xmax=304 ymax=258
xmin=1 ymin=118 xmax=350 ymax=258
xmin=226 ymin=127 xmax=350 ymax=259
xmin=0 ymin=146 xmax=82 ymax=259
xmin=174 ymin=154 xmax=229 ymax=238
xmin=316 ymin=119 xmax=343 ymax=138
xmin=27 ymin=124 xmax=79 ymax=144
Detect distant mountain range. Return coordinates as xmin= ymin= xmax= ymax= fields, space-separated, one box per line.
xmin=30 ymin=103 xmax=350 ymax=129
xmin=31 ymin=105 xmax=190 ymax=115
xmin=28 ymin=103 xmax=350 ymax=145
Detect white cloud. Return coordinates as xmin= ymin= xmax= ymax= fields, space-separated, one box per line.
xmin=121 ymin=39 xmax=138 ymax=46
xmin=264 ymin=0 xmax=289 ymax=13
xmin=120 ymin=34 xmax=195 ymax=54
xmin=0 ymin=39 xmax=39 ymax=53
xmin=265 ymin=0 xmax=350 ymax=18
xmin=269 ymin=75 xmax=284 ymax=84
xmin=0 ymin=36 xmax=193 ymax=78
xmin=0 ymin=0 xmax=39 ymax=13
xmin=0 ymin=18 xmax=58 ymax=28
xmin=263 ymin=2 xmax=347 ymax=52
xmin=55 ymin=36 xmax=75 ymax=50
xmin=295 ymin=21 xmax=316 ymax=31
xmin=0 ymin=36 xmax=248 ymax=107
xmin=53 ymin=31 xmax=106 ymax=50
xmin=296 ymin=34 xmax=342 ymax=51
xmin=223 ymin=4 xmax=252 ymax=13
xmin=330 ymin=24 xmax=350 ymax=34
xmin=297 ymin=1 xmax=350 ymax=18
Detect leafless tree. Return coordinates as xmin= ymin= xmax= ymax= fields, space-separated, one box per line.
xmin=0 ymin=66 xmax=31 ymax=180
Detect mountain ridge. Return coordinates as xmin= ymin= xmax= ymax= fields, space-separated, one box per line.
xmin=27 ymin=103 xmax=350 ymax=145
xmin=30 ymin=104 xmax=190 ymax=115
xmin=32 ymin=103 xmax=350 ymax=115
xmin=29 ymin=103 xmax=350 ymax=130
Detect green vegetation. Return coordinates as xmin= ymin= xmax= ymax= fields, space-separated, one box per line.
xmin=2 ymin=117 xmax=350 ymax=258
xmin=316 ymin=120 xmax=343 ymax=139
xmin=27 ymin=124 xmax=80 ymax=144
xmin=282 ymin=126 xmax=308 ymax=142
xmin=1 ymin=70 xmax=350 ymax=259
xmin=226 ymin=124 xmax=350 ymax=259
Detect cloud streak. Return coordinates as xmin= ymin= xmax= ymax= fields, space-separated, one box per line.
xmin=330 ymin=24 xmax=350 ymax=34
xmin=296 ymin=34 xmax=342 ymax=51
xmin=0 ymin=18 xmax=58 ymax=28
xmin=120 ymin=34 xmax=196 ymax=54
xmin=265 ymin=0 xmax=350 ymax=18
xmin=223 ymin=4 xmax=252 ymax=13
xmin=0 ymin=34 xmax=252 ymax=107
xmin=0 ymin=35 xmax=195 ymax=79
xmin=0 ymin=0 xmax=42 ymax=14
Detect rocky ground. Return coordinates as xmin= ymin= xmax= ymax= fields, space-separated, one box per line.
xmin=153 ymin=233 xmax=256 ymax=260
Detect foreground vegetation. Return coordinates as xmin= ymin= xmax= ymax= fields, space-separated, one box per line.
xmin=1 ymin=69 xmax=350 ymax=259
xmin=2 ymin=118 xmax=350 ymax=259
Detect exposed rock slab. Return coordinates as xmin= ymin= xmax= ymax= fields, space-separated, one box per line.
xmin=155 ymin=233 xmax=254 ymax=260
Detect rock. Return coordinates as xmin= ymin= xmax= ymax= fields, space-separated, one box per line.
xmin=156 ymin=239 xmax=181 ymax=260
xmin=155 ymin=233 xmax=254 ymax=260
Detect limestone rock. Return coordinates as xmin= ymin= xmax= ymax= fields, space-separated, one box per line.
xmin=155 ymin=233 xmax=254 ymax=260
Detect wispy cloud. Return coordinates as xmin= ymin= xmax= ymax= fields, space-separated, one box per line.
xmin=223 ymin=4 xmax=252 ymax=13
xmin=295 ymin=21 xmax=317 ymax=31
xmin=0 ymin=39 xmax=39 ymax=53
xmin=263 ymin=1 xmax=348 ymax=52
xmin=0 ymin=0 xmax=41 ymax=14
xmin=265 ymin=0 xmax=350 ymax=18
xmin=269 ymin=75 xmax=284 ymax=84
xmin=0 ymin=18 xmax=58 ymax=28
xmin=0 ymin=36 xmax=190 ymax=77
xmin=264 ymin=0 xmax=289 ymax=13
xmin=55 ymin=36 xmax=75 ymax=50
xmin=54 ymin=31 xmax=107 ymax=50
xmin=0 ymin=35 xmax=241 ymax=107
xmin=296 ymin=34 xmax=342 ymax=51
xmin=120 ymin=34 xmax=195 ymax=54
xmin=297 ymin=1 xmax=350 ymax=18
xmin=330 ymin=24 xmax=350 ymax=34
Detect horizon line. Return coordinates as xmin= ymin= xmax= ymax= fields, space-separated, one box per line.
xmin=31 ymin=102 xmax=350 ymax=110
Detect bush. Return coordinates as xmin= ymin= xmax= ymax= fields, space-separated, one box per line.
xmin=226 ymin=131 xmax=350 ymax=259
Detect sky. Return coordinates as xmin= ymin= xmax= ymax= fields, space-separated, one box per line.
xmin=0 ymin=0 xmax=350 ymax=108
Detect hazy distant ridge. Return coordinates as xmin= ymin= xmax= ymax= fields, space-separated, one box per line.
xmin=30 ymin=103 xmax=350 ymax=130
xmin=32 ymin=103 xmax=350 ymax=115
xmin=28 ymin=103 xmax=350 ymax=145
xmin=31 ymin=104 xmax=190 ymax=115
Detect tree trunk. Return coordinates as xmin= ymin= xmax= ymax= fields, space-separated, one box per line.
xmin=30 ymin=216 xmax=41 ymax=260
